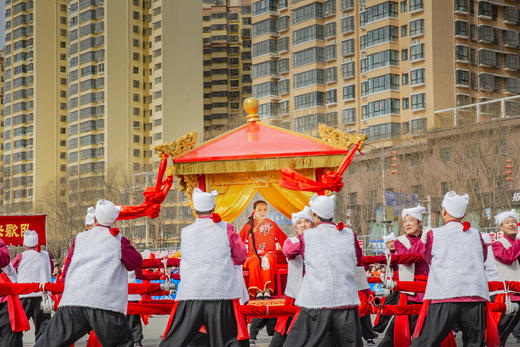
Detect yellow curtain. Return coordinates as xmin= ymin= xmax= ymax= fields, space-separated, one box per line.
xmin=213 ymin=184 xmax=256 ymax=222
xmin=206 ymin=170 xmax=315 ymax=222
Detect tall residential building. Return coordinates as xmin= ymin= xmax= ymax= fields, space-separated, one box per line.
xmin=251 ymin=0 xmax=520 ymax=145
xmin=2 ymin=0 xmax=69 ymax=213
xmin=203 ymin=0 xmax=252 ymax=140
xmin=1 ymin=0 xmax=203 ymax=230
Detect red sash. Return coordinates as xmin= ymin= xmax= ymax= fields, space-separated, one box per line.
xmin=0 ymin=273 xmax=29 ymax=332
xmin=394 ymin=294 xmax=411 ymax=346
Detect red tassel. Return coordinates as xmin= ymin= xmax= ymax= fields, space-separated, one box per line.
xmin=462 ymin=221 xmax=471 ymax=231
xmin=211 ymin=213 xmax=222 ymax=223
xmin=162 ymin=301 xmax=179 ymax=340
xmin=485 ymin=302 xmax=501 ymax=347
xmin=440 ymin=332 xmax=457 ymax=347
xmin=0 ymin=274 xmax=29 ymax=332
xmin=110 ymin=227 xmax=120 ymax=236
xmin=413 ymin=299 xmax=430 ymax=339
xmin=394 ymin=294 xmax=411 ymax=347
xmin=336 ymin=222 xmax=345 ymax=231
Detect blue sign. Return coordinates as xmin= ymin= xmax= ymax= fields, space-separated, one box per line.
xmin=269 ymin=211 xmax=291 ymax=225
xmin=368 ymin=240 xmax=385 ymax=254
xmin=385 ymin=192 xmax=419 ymax=218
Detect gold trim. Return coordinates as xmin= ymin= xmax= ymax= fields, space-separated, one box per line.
xmin=155 ymin=130 xmax=198 ymax=159
xmin=173 ymin=155 xmax=346 ymax=175
xmin=318 ymin=123 xmax=367 ymax=151
xmin=176 ymin=174 xmax=199 ymax=208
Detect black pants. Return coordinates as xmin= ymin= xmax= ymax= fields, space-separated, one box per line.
xmin=378 ymin=313 xmax=418 ymax=347
xmin=373 ymin=291 xmax=398 ymax=333
xmin=283 ymin=307 xmax=363 ymax=347
xmin=21 ymin=297 xmax=51 ymax=341
xmin=0 ymin=302 xmax=22 ymax=347
xmin=410 ymin=302 xmax=486 ymax=347
xmin=127 ymin=314 xmax=143 ymax=344
xmin=512 ymin=316 xmax=520 ymax=339
xmin=269 ymin=316 xmax=293 ymax=347
xmin=360 ymin=314 xmax=377 ymax=341
xmin=34 ymin=306 xmax=133 ymax=347
xmin=497 ymin=310 xmax=520 ymax=346
xmin=250 ymin=318 xmax=276 ymax=339
xmin=160 ymin=300 xmax=239 ymax=347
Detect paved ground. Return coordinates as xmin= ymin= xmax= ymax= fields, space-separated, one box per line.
xmin=22 ymin=315 xmax=520 ymax=346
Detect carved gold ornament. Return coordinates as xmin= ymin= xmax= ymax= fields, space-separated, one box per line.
xmin=155 ymin=130 xmax=198 ymax=160
xmin=318 ymin=124 xmax=367 ymax=151
xmin=176 ymin=174 xmax=199 ymax=208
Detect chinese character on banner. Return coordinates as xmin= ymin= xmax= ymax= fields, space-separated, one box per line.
xmin=0 ymin=215 xmax=46 ymax=246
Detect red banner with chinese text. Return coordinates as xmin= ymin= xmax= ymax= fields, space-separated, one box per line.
xmin=0 ymin=215 xmax=46 ymax=246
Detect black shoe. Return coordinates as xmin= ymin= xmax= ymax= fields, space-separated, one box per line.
xmin=366 ymin=339 xmax=375 ymax=346
xmin=249 ymin=338 xmax=256 ymax=345
xmin=263 ymin=291 xmax=271 ymax=299
xmin=255 ymin=291 xmax=264 ymax=300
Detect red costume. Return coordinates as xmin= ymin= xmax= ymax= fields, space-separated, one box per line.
xmin=240 ymin=218 xmax=287 ymax=295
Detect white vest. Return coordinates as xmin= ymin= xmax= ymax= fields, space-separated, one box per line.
xmin=494 ymin=236 xmax=520 ymax=282
xmin=17 ymin=250 xmax=52 ymax=298
xmin=424 ymin=224 xmax=489 ymax=301
xmin=128 ymin=271 xmax=141 ymax=302
xmin=59 ymin=227 xmax=129 ymax=314
xmin=284 ymin=249 xmax=304 ymax=299
xmin=295 ymin=224 xmax=360 ymax=309
xmin=397 ymin=235 xmax=416 ymax=295
xmin=176 ymin=218 xmax=241 ymax=301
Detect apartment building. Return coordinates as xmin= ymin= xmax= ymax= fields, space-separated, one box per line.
xmin=203 ymin=0 xmax=253 ymax=140
xmin=1 ymin=0 xmax=203 ymax=246
xmin=2 ymin=0 xmax=69 ymax=212
xmin=251 ymin=0 xmax=520 ymax=144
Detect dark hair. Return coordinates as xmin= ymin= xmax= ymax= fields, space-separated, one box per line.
xmin=318 ymin=216 xmax=333 ymax=223
xmin=195 ymin=209 xmax=213 ymax=216
xmin=253 ymin=200 xmax=267 ymax=210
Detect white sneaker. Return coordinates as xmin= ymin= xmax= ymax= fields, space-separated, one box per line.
xmin=263 ymin=291 xmax=271 ymax=299
xmin=255 ymin=291 xmax=264 ymax=300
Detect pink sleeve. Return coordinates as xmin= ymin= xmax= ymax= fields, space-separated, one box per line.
xmin=120 ymin=236 xmax=143 ymax=271
xmin=492 ymin=239 xmax=520 ymax=265
xmin=12 ymin=253 xmax=22 ymax=272
xmin=479 ymin=233 xmax=487 ymax=262
xmin=424 ymin=230 xmax=434 ymax=264
xmin=48 ymin=253 xmax=54 ymax=272
xmin=227 ymin=223 xmax=247 ymax=265
xmin=62 ymin=239 xmax=76 ymax=281
xmin=353 ymin=233 xmax=363 ymax=262
xmin=282 ymin=234 xmax=304 ymax=260
xmin=0 ymin=240 xmax=10 ymax=268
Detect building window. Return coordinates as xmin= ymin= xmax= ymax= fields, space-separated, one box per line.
xmin=456 ymin=69 xmax=469 ymax=86
xmin=411 ymin=117 xmax=426 ymax=135
xmin=343 ymin=85 xmax=355 ymax=101
xmin=294 ymin=69 xmax=325 ymax=89
xmin=402 ymin=73 xmax=409 ymax=85
xmin=360 ymin=1 xmax=398 ymax=26
xmin=324 ymin=44 xmax=336 ymax=61
xmin=402 ymin=97 xmax=409 ymax=110
xmin=324 ymin=22 xmax=336 ymax=38
xmin=361 ymin=99 xmax=400 ymax=119
xmin=401 ymin=49 xmax=408 ymax=61
xmin=360 ymin=25 xmax=398 ymax=50
xmin=361 ymin=74 xmax=399 ymax=96
xmin=409 ymin=0 xmax=423 ymax=12
xmin=410 ymin=68 xmax=425 ymax=86
xmin=342 ymin=0 xmax=354 ymax=11
xmin=454 ymin=20 xmax=468 ymax=37
xmin=342 ymin=39 xmax=355 ymax=56
xmin=410 ymin=19 xmax=424 ymax=37
xmin=400 ymin=1 xmax=407 ymax=12
xmin=411 ymin=93 xmax=426 ymax=110
xmin=342 ymin=61 xmax=355 ymax=79
xmin=455 ymin=45 xmax=468 ymax=62
xmin=410 ymin=43 xmax=424 ymax=61
xmin=292 ymin=25 xmax=324 ymax=46
xmin=361 ymin=50 xmax=399 ymax=73
xmin=292 ymin=2 xmax=323 ymax=24
xmin=343 ymin=108 xmax=356 ymax=124
xmin=325 ymin=66 xmax=337 ymax=83
xmin=349 ymin=192 xmax=357 ymax=205
xmin=326 ymin=89 xmax=337 ymax=104
xmin=341 ymin=16 xmax=354 ymax=33
xmin=293 ymin=47 xmax=324 ymax=67
xmin=455 ymin=0 xmax=468 ymax=12
xmin=401 ymin=25 xmax=408 ymax=37
xmin=294 ymin=92 xmax=325 ymax=110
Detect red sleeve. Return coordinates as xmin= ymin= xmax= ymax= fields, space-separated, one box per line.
xmin=227 ymin=223 xmax=247 ymax=265
xmin=48 ymin=253 xmax=54 ymax=272
xmin=282 ymin=234 xmax=304 ymax=260
xmin=0 ymin=240 xmax=10 ymax=268
xmin=353 ymin=233 xmax=363 ymax=263
xmin=120 ymin=236 xmax=143 ymax=271
xmin=394 ymin=238 xmax=418 ymax=265
xmin=424 ymin=230 xmax=434 ymax=264
xmin=62 ymin=239 xmax=76 ymax=282
xmin=492 ymin=239 xmax=520 ymax=265
xmin=12 ymin=253 xmax=22 ymax=272
xmin=274 ymin=222 xmax=288 ymax=248
xmin=239 ymin=223 xmax=251 ymax=243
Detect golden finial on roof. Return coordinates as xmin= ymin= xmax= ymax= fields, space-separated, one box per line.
xmin=244 ymin=97 xmax=260 ymax=123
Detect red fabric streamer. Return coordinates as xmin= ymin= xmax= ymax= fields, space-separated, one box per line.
xmin=233 ymin=298 xmax=249 ymax=341
xmin=441 ymin=332 xmax=457 ymax=347
xmin=394 ymin=294 xmax=411 ymax=347
xmin=162 ymin=301 xmax=179 ymax=340
xmin=358 ymin=254 xmax=424 ymax=266
xmin=413 ymin=300 xmax=429 ymax=338
xmin=141 ymin=258 xmax=180 ymax=269
xmin=274 ymin=298 xmax=295 ymax=335
xmin=86 ymin=331 xmax=102 ymax=347
xmin=211 ymin=213 xmax=222 ymax=223
xmin=0 ymin=274 xmax=29 ymax=332
xmin=336 ymin=222 xmax=345 ymax=231
xmin=462 ymin=221 xmax=471 ymax=231
xmin=279 ymin=143 xmax=360 ymax=193
xmin=485 ymin=302 xmax=501 ymax=347
xmin=35 ymin=244 xmax=41 ymax=253
xmin=492 ymin=294 xmax=504 ymax=324
xmin=117 ymin=155 xmax=174 ymax=220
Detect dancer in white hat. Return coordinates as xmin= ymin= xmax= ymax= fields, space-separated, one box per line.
xmin=35 ymin=199 xmax=142 ymax=347
xmin=160 ymin=188 xmax=247 ymax=346
xmin=491 ymin=209 xmax=520 ymax=345
xmin=12 ymin=230 xmax=53 ymax=341
xmin=282 ymin=194 xmax=364 ymax=346
xmin=411 ymin=192 xmax=489 ymax=346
